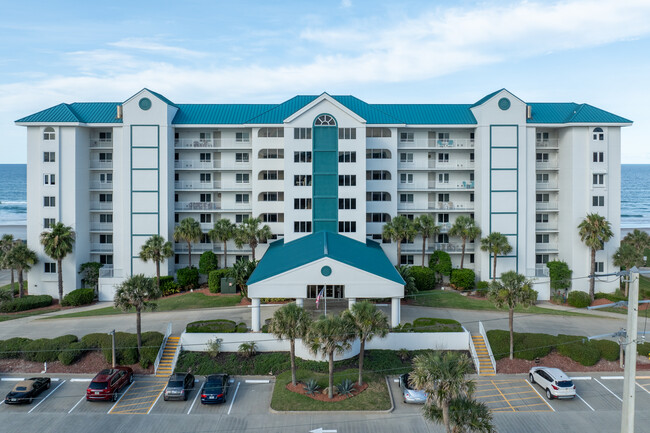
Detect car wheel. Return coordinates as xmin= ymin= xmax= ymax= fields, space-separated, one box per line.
xmin=46 ymin=382 xmax=51 ymax=389
xmin=546 ymin=389 xmax=553 ymax=400
xmin=529 ymin=373 xmax=535 ymax=384
xmin=29 ymin=397 xmax=33 ymax=404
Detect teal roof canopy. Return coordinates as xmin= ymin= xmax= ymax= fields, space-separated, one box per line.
xmin=247 ymin=231 xmax=405 ymax=286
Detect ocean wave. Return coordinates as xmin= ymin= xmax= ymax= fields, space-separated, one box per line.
xmin=0 ymin=201 xmax=27 ymax=205
xmin=622 ymin=214 xmax=645 ymax=218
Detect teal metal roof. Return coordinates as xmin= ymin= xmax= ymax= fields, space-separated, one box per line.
xmin=173 ymin=104 xmax=275 ymax=124
xmin=247 ymin=231 xmax=405 ymax=286
xmin=376 ymin=104 xmax=477 ymax=124
xmin=16 ymin=102 xmax=121 ymax=123
xmin=527 ymin=103 xmax=632 ymax=124
xmin=470 ymin=89 xmax=505 ymax=108
xmin=146 ymin=88 xmax=177 ymax=107
xmin=244 ymin=95 xmax=319 ymax=124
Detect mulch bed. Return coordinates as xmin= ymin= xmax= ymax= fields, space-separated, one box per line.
xmin=496 ymin=351 xmax=650 ymax=374
xmin=0 ymin=351 xmax=154 ymax=375
xmin=286 ymin=381 xmax=369 ymax=402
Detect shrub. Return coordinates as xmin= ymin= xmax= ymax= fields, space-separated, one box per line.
xmin=487 ymin=330 xmax=515 ymax=360
xmin=24 ymin=335 xmax=78 ymax=363
xmin=158 ymin=276 xmax=180 ymax=296
xmin=450 ymin=268 xmax=476 ymax=290
xmin=429 ymin=251 xmax=452 ymax=281
xmin=336 ymin=378 xmax=355 ymax=396
xmin=206 ymin=338 xmax=222 ymax=359
xmin=516 ymin=333 xmax=555 ymax=360
xmin=0 ymin=295 xmax=53 ymax=313
xmin=412 ymin=317 xmax=463 ymax=333
xmin=592 ymin=339 xmax=619 ymax=361
xmin=176 ymin=267 xmax=199 ymax=289
xmin=59 ymin=341 xmax=87 ymax=365
xmin=567 ymin=291 xmax=591 ymax=308
xmin=303 ymin=379 xmax=320 ymax=395
xmin=208 ymin=269 xmax=230 ymax=293
xmin=61 ymin=288 xmax=95 ymax=307
xmin=236 ymin=322 xmax=248 ymax=333
xmin=0 ymin=337 xmax=33 ymax=359
xmin=637 ymin=342 xmax=650 ymax=357
xmin=547 ymin=260 xmax=572 ymax=291
xmin=199 ymin=251 xmax=219 ymax=276
xmin=186 ymin=319 xmax=239 ymax=333
xmin=393 ymin=322 xmax=413 ymax=333
xmin=82 ymin=332 xmax=138 ymax=365
xmin=594 ymin=292 xmax=627 ymax=302
xmin=409 ymin=266 xmax=435 ymax=292
xmin=557 ymin=341 xmax=600 ymax=366
xmin=238 ymin=341 xmax=257 ymax=358
xmin=139 ymin=332 xmax=164 ymax=368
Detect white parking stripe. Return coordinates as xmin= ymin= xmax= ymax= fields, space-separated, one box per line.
xmin=227 ymin=382 xmax=240 ymax=415
xmin=245 ymin=379 xmax=269 ymax=384
xmin=146 ymin=387 xmax=165 ymax=415
xmin=70 ymin=378 xmax=91 ymax=383
xmin=636 ymin=382 xmax=650 ymax=395
xmin=68 ymin=395 xmax=85 ymax=414
xmin=28 ymin=380 xmax=66 ymax=413
xmin=594 ymin=378 xmax=623 ymax=402
xmin=570 ymin=377 xmax=592 ymax=381
xmin=525 ymin=381 xmax=555 ymax=412
xmin=1 ymin=378 xmax=24 ymax=381
xmin=600 ymin=376 xmax=624 ymax=380
xmin=187 ymin=384 xmax=202 ymax=414
xmin=575 ymin=393 xmax=595 ymax=411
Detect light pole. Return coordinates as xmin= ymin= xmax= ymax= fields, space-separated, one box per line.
xmin=109 ymin=329 xmax=116 ymax=368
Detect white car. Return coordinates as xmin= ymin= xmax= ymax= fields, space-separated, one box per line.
xmin=399 ymin=373 xmax=427 ymax=404
xmin=529 ymin=367 xmax=576 ymax=400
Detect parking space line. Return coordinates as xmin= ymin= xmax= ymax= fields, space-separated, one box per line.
xmin=487 ymin=384 xmax=534 ymax=391
xmin=228 ymin=382 xmax=240 ymax=415
xmin=491 ymin=380 xmax=515 ymax=412
xmin=636 ymin=382 xmax=650 ymax=395
xmin=594 ymin=378 xmax=623 ymax=402
xmin=576 ymin=393 xmax=595 ymax=411
xmin=107 ymin=382 xmax=134 ymax=414
xmin=499 ymin=402 xmax=549 ymax=410
xmin=28 ymin=380 xmax=66 ymax=413
xmin=68 ymin=395 xmax=85 ymax=414
xmin=187 ymin=385 xmax=202 ymax=414
xmin=145 ymin=388 xmax=165 ymax=415
xmin=525 ymin=380 xmax=555 ymax=412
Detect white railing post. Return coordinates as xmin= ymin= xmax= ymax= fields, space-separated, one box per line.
xmin=479 ymin=321 xmax=496 ymax=373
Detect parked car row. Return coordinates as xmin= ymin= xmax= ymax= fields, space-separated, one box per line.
xmin=162 ymin=372 xmax=231 ymax=404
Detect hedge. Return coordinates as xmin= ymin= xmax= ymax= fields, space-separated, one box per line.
xmin=199 ymin=251 xmax=219 ymax=276
xmin=58 ymin=341 xmax=87 ymax=365
xmin=177 ymin=267 xmax=199 ymax=289
xmin=591 ymin=339 xmax=619 ymax=361
xmin=24 ymin=335 xmax=78 ymax=363
xmin=0 ymin=337 xmax=33 ymax=359
xmin=557 ymin=341 xmax=601 ymax=366
xmin=159 ymin=276 xmax=180 ymax=296
xmin=139 ymin=332 xmax=165 ymax=368
xmin=408 ymin=266 xmax=435 ymax=292
xmin=450 ymin=268 xmax=476 ymax=290
xmin=0 ymin=295 xmax=53 ymax=313
xmin=61 ymin=288 xmax=95 ymax=307
xmin=567 ymin=291 xmax=591 ymax=308
xmin=393 ymin=318 xmax=463 ymax=333
xmin=81 ymin=332 xmax=140 ymax=365
xmin=186 ymin=319 xmax=248 ymax=333
xmin=429 ymin=250 xmax=452 ymax=280
xmin=595 ymin=292 xmax=627 ymax=303
xmin=208 ymin=269 xmax=230 ymax=294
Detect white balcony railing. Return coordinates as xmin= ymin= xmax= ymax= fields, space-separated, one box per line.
xmin=89 ymin=182 xmax=113 ymax=190
xmin=403 ymin=242 xmax=475 ymax=253
xmin=535 ymin=139 xmax=559 ymax=148
xmin=397 ymin=182 xmax=435 ymax=190
xmin=174 ymin=138 xmax=252 ymax=149
xmin=536 ymin=161 xmax=558 ymax=170
xmin=536 ymin=201 xmax=558 ymax=210
xmin=90 ymin=243 xmax=113 ymax=252
xmin=174 ymin=181 xmax=220 ymax=190
xmin=536 ymin=181 xmax=558 ymax=190
xmin=535 ymin=243 xmax=559 ymax=252
xmin=90 ymin=202 xmax=113 ymax=211
xmin=535 ymin=222 xmax=558 ymax=231
xmin=90 ymin=139 xmax=113 ymax=148
xmin=90 ymin=161 xmax=113 ymax=169
xmin=430 ymin=181 xmax=475 ymax=190
xmin=535 ymin=265 xmax=550 ymax=277
xmin=99 ymin=267 xmax=123 ymax=278
xmin=429 ymin=201 xmax=474 ymax=210
xmin=429 ymin=160 xmax=475 ymax=169
xmin=174 ymin=202 xmax=221 ymax=211
xmin=398 ymin=138 xmax=475 ymax=149
xmin=219 ymin=182 xmax=253 ymax=190
xmin=174 ymin=160 xmax=252 ymax=170
xmin=174 ymin=242 xmax=223 ymax=253
xmin=90 ymin=222 xmax=113 ymax=231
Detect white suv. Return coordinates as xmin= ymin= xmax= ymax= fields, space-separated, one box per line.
xmin=529 ymin=367 xmax=576 ymax=400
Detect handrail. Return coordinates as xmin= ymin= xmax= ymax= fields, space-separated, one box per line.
xmin=170 ymin=340 xmax=182 ymax=374
xmin=154 ymin=322 xmax=173 ymax=374
xmin=463 ymin=326 xmax=481 ymax=374
xmin=479 ymin=321 xmax=496 ymax=373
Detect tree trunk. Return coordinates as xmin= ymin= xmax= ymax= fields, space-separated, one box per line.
xmin=421 ymin=236 xmax=426 ymax=267
xmin=290 ymin=339 xmax=297 ymax=386
xmin=156 ymin=261 xmax=160 ymax=292
xmin=492 ymin=254 xmax=497 ymax=281
xmin=442 ymin=400 xmax=451 ymax=433
xmin=589 ymin=248 xmax=596 ymax=302
xmin=17 ymin=269 xmax=23 ymax=298
xmin=358 ymin=339 xmax=365 ymax=386
xmin=187 ymin=241 xmax=192 ymax=268
xmin=328 ymin=351 xmax=334 ymax=399
xmin=397 ymin=240 xmax=402 ymax=266
xmin=251 ymin=241 xmax=256 ymax=262
xmin=509 ymin=307 xmax=514 ymax=360
xmin=57 ymin=259 xmax=63 ymax=305
xmin=223 ymin=241 xmax=228 ymax=268
xmin=10 ymin=269 xmax=14 ymax=295
xmin=460 ymin=237 xmax=466 ymax=269
xmin=625 ymin=280 xmax=629 ymax=298
xmin=136 ymin=308 xmax=142 ymax=354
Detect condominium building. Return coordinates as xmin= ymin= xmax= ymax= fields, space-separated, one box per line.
xmin=16 ymin=88 xmax=631 ymax=303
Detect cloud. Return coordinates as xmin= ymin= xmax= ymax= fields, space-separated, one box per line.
xmin=108 ymin=38 xmax=208 ymax=58
xmin=340 ymin=0 xmax=352 ymax=8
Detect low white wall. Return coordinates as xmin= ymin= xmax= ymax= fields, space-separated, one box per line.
xmin=98 ymin=278 xmax=122 ymax=301
xmin=180 ymin=330 xmax=469 ymax=362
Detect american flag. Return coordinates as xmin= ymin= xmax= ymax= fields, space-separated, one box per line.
xmin=315 ymin=288 xmax=325 ymax=309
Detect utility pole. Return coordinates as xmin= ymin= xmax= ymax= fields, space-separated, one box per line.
xmin=109 ymin=329 xmax=116 ymax=368
xmin=621 ymin=267 xmax=639 ymax=433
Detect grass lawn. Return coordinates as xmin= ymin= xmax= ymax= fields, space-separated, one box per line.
xmin=270 ymin=368 xmax=391 ymax=411
xmin=41 ymin=292 xmax=243 ymax=319
xmin=0 ymin=280 xmax=25 ymax=294
xmin=411 ymin=290 xmax=592 ymax=317
xmin=0 ymin=306 xmax=60 ymax=322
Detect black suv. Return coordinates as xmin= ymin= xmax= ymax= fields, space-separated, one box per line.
xmin=163 ymin=372 xmax=195 ymax=401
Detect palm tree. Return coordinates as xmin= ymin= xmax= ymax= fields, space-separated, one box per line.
xmin=488 ymin=271 xmax=537 ymax=360
xmin=139 ymin=235 xmax=174 ymax=292
xmin=396 ymin=265 xmax=417 ymax=295
xmin=424 ymin=397 xmax=495 ymax=433
xmin=622 ymin=229 xmax=650 ymax=253
xmin=209 ymin=219 xmax=236 ymax=268
xmin=410 ymin=351 xmax=480 ymax=433
xmin=5 ymin=243 xmax=38 ymax=298
xmin=449 ymin=216 xmax=481 ymax=269
xmin=480 ymin=232 xmax=512 ymax=281
xmin=415 ymin=215 xmax=439 ymax=267
xmin=234 ymin=217 xmax=272 ymax=262
xmin=306 ymin=314 xmax=354 ymax=399
xmin=229 ymin=258 xmax=257 ymax=298
xmin=0 ymin=234 xmax=17 ymax=294
xmin=268 ymin=303 xmax=313 ymax=386
xmin=578 ymin=213 xmax=613 ymax=301
xmin=382 ymin=215 xmax=417 ymax=265
xmin=343 ymin=301 xmax=389 ymax=386
xmin=114 ymin=274 xmax=162 ymax=353
xmin=40 ymin=223 xmax=75 ymax=304
xmin=613 ymin=243 xmax=643 ymax=297
xmin=173 ymin=217 xmax=202 ymax=268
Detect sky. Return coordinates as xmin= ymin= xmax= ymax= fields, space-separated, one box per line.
xmin=1 ymin=0 xmax=649 ymax=163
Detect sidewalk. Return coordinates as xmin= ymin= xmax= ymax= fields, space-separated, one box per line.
xmin=535 ymin=300 xmax=625 ymax=319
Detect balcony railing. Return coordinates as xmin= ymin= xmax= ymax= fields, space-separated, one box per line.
xmin=90 ymin=161 xmax=113 ymax=169
xmin=398 ymin=138 xmax=475 ymax=149
xmin=90 ymin=139 xmax=113 ymax=148
xmin=536 ymin=201 xmax=558 ymax=210
xmin=536 ymin=181 xmax=558 ymax=190
xmin=429 ymin=201 xmax=474 ymax=210
xmin=90 ymin=243 xmax=113 ymax=252
xmin=535 ymin=265 xmax=550 ymax=277
xmin=90 ymin=222 xmax=113 ymax=231
xmin=99 ymin=268 xmax=122 ymax=278
xmin=403 ymin=242 xmax=475 ymax=253
xmin=535 ymin=139 xmax=559 ymax=148
xmin=438 ymin=222 xmax=452 ymax=232
xmin=536 ymin=161 xmax=558 ymax=170
xmin=174 ymin=160 xmax=252 ymax=170
xmin=397 ymin=182 xmax=435 ymax=190
xmin=429 ymin=160 xmax=475 ymax=169
xmin=174 ymin=138 xmax=251 ymax=149
xmin=219 ymin=182 xmax=252 ymax=190
xmin=535 ymin=243 xmax=559 ymax=252
xmin=90 ymin=202 xmax=113 ymax=211
xmin=174 ymin=202 xmax=221 ymax=211
xmin=430 ymin=181 xmax=475 ymax=190
xmin=174 ymin=243 xmax=223 ymax=253
xmin=535 ymin=222 xmax=558 ymax=231
xmin=174 ymin=181 xmax=220 ymax=190
xmin=89 ymin=182 xmax=113 ymax=190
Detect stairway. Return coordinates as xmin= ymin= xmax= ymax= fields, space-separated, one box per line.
xmin=472 ymin=334 xmax=495 ymax=376
xmin=155 ymin=336 xmax=179 ymax=377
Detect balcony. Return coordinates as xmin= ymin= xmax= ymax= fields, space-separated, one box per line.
xmin=398 ymin=138 xmax=475 ymax=149
xmin=438 ymin=222 xmax=452 ymax=232
xmin=90 ymin=139 xmax=113 ymax=148
xmin=99 ymin=268 xmax=123 ymax=278
xmin=536 ymin=201 xmax=558 ymax=211
xmin=535 ymin=243 xmax=559 ymax=252
xmin=535 ymin=139 xmax=559 ymax=149
xmin=90 ymin=222 xmax=113 ymax=231
xmin=90 ymin=161 xmax=113 ymax=169
xmin=403 ymin=242 xmax=475 ymax=253
xmin=174 ymin=160 xmax=252 ymax=170
xmin=174 ymin=202 xmax=221 ymax=211
xmin=89 ymin=182 xmax=113 ymax=190
xmin=90 ymin=243 xmax=113 ymax=253
xmin=429 ymin=201 xmax=474 ymax=211
xmin=397 ymin=182 xmax=435 ymax=190
xmin=429 ymin=160 xmax=475 ymax=170
xmin=536 ymin=161 xmax=558 ymax=170
xmin=536 ymin=181 xmax=558 ymax=190
xmin=174 ymin=242 xmax=222 ymax=253
xmin=174 ymin=138 xmax=252 ymax=149
xmin=535 ymin=222 xmax=558 ymax=231
xmin=90 ymin=201 xmax=113 ymax=211
xmin=219 ymin=182 xmax=252 ymax=191
xmin=174 ymin=181 xmax=219 ymax=190
xmin=430 ymin=181 xmax=475 ymax=190
xmin=535 ymin=265 xmax=550 ymax=277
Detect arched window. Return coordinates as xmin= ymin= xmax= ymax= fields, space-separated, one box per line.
xmin=592 ymin=127 xmax=604 ymax=141
xmin=314 ymin=114 xmax=336 ymax=126
xmin=43 ymin=127 xmax=55 ymax=140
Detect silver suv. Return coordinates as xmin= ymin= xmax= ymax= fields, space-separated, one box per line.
xmin=164 ymin=372 xmax=195 ymax=401
xmin=529 ymin=367 xmax=576 ymax=400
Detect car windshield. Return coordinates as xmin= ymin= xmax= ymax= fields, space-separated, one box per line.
xmin=89 ymin=382 xmax=108 ymax=390
xmin=168 ymin=381 xmax=183 ymax=387
xmin=15 ymin=387 xmax=27 ymax=391
xmin=204 ymin=386 xmax=222 ymax=394
xmin=557 ymin=380 xmax=574 ymax=388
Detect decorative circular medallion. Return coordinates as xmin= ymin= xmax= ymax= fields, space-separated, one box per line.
xmin=321 ymin=266 xmax=332 ymax=277
xmin=139 ymin=97 xmax=152 ymax=111
xmin=498 ymin=97 xmax=511 ymax=111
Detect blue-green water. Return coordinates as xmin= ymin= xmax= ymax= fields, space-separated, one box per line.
xmin=0 ymin=164 xmax=26 ymax=225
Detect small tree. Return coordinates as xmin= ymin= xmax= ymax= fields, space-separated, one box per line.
xmin=449 ymin=216 xmax=481 ymax=269
xmin=229 ymin=259 xmax=257 ymax=298
xmin=343 ymin=301 xmax=389 ymax=386
xmin=5 ymin=243 xmax=38 ymax=298
xmin=546 ymin=260 xmax=572 ymax=296
xmin=114 ymin=274 xmax=162 ymax=353
xmin=429 ymin=250 xmax=452 ymax=284
xmin=173 ymin=218 xmax=202 ymax=268
xmin=234 ymin=217 xmax=272 ymax=262
xmin=0 ymin=235 xmax=17 ymax=294
xmin=209 ymin=219 xmax=236 ymax=268
xmin=40 ymin=223 xmax=76 ymax=304
xmin=488 ymin=271 xmax=537 ymax=360
xmin=613 ymin=243 xmax=643 ymax=296
xmin=79 ymin=262 xmax=103 ymax=295
xmin=578 ymin=213 xmax=613 ymax=302
xmin=480 ymin=232 xmax=512 ymax=281
xmin=622 ymin=229 xmax=650 ymax=252
xmin=383 ymin=215 xmax=417 ymax=265
xmin=198 ymin=251 xmax=219 ymax=276
xmin=396 ymin=265 xmax=417 ymax=295
xmin=415 ymin=215 xmax=439 ymax=267
xmin=268 ymin=303 xmax=312 ymax=386
xmin=139 ymin=235 xmax=174 ymax=292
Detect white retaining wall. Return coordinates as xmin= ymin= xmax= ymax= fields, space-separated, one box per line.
xmin=180 ymin=330 xmax=470 ymax=362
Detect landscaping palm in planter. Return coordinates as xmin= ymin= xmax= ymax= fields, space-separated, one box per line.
xmin=343 ymin=301 xmax=388 ymax=386
xmin=139 ymin=235 xmax=174 ymax=292
xmin=114 ymin=274 xmax=162 ymax=354
xmin=40 ymin=223 xmax=75 ymax=305
xmin=268 ymin=302 xmax=312 ymax=386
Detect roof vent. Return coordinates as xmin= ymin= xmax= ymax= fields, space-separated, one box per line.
xmin=526 ymin=105 xmax=532 ymax=119
xmin=116 ymin=105 xmax=123 ymax=119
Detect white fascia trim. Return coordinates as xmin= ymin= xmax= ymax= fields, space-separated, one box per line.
xmin=283 ymin=93 xmax=366 ymax=124
xmin=172 ymin=124 xmax=255 ymax=128
xmin=527 ymin=123 xmax=633 ymax=127
xmin=401 ymin=124 xmax=477 ymax=128
xmin=472 ymin=89 xmax=526 ymax=110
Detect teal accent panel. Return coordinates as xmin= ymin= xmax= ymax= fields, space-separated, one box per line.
xmin=312 ymin=121 xmax=339 ymax=233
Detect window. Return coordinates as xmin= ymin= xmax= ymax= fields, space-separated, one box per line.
xmin=235 ymin=194 xmax=249 ymax=203
xmin=366 ymin=213 xmax=391 ymax=223
xmin=438 ymin=173 xmax=449 ymax=184
xmin=339 ymin=175 xmax=357 ymax=186
xmin=174 ymin=214 xmax=179 ymax=223
xmin=536 ymin=234 xmax=550 ymax=243
xmin=44 ymin=174 xmax=56 ymax=185
xmin=338 ymin=221 xmax=356 ymax=232
xmin=366 ymin=127 xmax=391 ymax=137
xmin=258 ymin=127 xmax=284 ymax=138
xmin=592 ymin=195 xmax=605 ymax=206
xmin=260 ymin=192 xmax=279 ymax=201
xmin=294 ymin=128 xmax=312 ymax=139
xmin=592 ymin=127 xmax=604 ymax=141
xmin=595 ymin=261 xmax=604 ymax=273
xmin=175 ymin=153 xmax=179 ymax=161
xmin=400 ymin=132 xmax=414 ymax=142
xmin=199 ymin=153 xmax=211 ymax=162
xmin=99 ymin=234 xmax=113 ymax=244
xmin=235 ymin=132 xmax=250 ymax=142
xmin=536 ymin=213 xmax=549 ymax=223
xmin=44 ymin=262 xmax=56 ymax=273
xmin=338 ymin=151 xmax=356 ymax=163
xmin=338 ymin=198 xmax=356 ymax=209
xmin=366 ymin=149 xmax=391 ymax=159
xmin=536 ymin=173 xmax=549 ymax=183
xmin=100 ymin=214 xmax=112 ymax=223
xmin=294 ymin=221 xmax=312 ymax=233
xmin=99 ymin=173 xmax=112 ymax=183
xmin=536 ymin=254 xmax=549 ymax=264
xmin=470 ymin=193 xmax=474 ymax=202
xmin=260 ymin=170 xmax=283 ymax=180
xmin=367 ymin=192 xmax=391 ymax=201
xmin=593 ymin=174 xmax=605 ymax=185
xmin=438 ymin=214 xmax=449 ymax=223
xmin=437 ymin=234 xmax=449 ymax=243
xmin=536 ymin=153 xmax=549 ymax=162
xmin=593 ymin=152 xmax=604 ymax=162
xmin=470 ymin=172 xmax=474 ymax=181
xmin=235 ymin=173 xmax=250 ymax=183
xmin=400 ymin=194 xmax=414 ymax=203
xmin=536 ymin=132 xmax=549 ymax=142
xmin=199 ymin=214 xmax=212 ymax=224
xmin=400 ymin=255 xmax=414 ymax=265
xmin=258 ymin=149 xmax=284 ymax=159
xmin=43 ymin=152 xmax=55 ymax=162
xmin=99 ymin=255 xmax=113 ymax=265
xmin=470 ymin=152 xmax=475 ymax=162
xmin=43 ymin=218 xmax=55 ymax=229
xmin=294 ymin=175 xmax=312 ymax=186
xmin=438 ymin=132 xmax=450 ymax=143
xmin=174 ymin=194 xmax=178 ymax=202
xmin=438 ymin=153 xmax=449 ymax=162
xmin=235 ymin=214 xmax=248 ymax=223
xmin=43 ymin=196 xmax=55 ymax=207
xmin=200 ymin=173 xmax=212 ymax=183
xmin=175 ymin=173 xmax=179 ymax=182
xmin=99 ymin=131 xmax=112 ymax=142
xmin=315 ymin=114 xmax=336 ymax=126
xmin=399 ymin=173 xmax=413 ymax=184
xmin=294 ymin=151 xmax=312 ymax=163
xmin=43 ymin=127 xmax=55 ymax=140
xmin=99 ymin=152 xmax=112 ymax=162
xmin=261 ymin=213 xmax=282 ymax=223
xmin=200 ymin=193 xmax=212 ymax=202
xmin=294 ymin=198 xmax=312 ymax=210
xmin=235 ymin=153 xmax=249 ymax=162
xmin=536 ymin=193 xmax=549 ymax=203
xmin=400 ymin=153 xmax=414 ymax=163
xmin=470 ymin=254 xmax=475 ymax=263
xmin=438 ymin=193 xmax=450 ymax=202
xmin=338 ymin=128 xmax=356 ymax=139
xmin=199 ymin=233 xmax=211 ymax=244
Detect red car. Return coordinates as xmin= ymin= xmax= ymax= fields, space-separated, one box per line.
xmin=86 ymin=367 xmax=133 ymax=401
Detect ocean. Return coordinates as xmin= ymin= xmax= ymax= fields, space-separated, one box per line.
xmin=0 ymin=164 xmax=648 ymax=228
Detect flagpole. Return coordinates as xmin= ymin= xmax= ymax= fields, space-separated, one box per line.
xmin=324 ymin=287 xmax=327 ymax=316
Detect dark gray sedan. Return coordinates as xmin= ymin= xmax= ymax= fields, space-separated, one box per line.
xmin=163 ymin=372 xmax=195 ymax=401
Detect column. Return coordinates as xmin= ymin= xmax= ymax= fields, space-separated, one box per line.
xmin=296 ymin=298 xmax=304 ymax=308
xmin=391 ymin=297 xmax=401 ymax=328
xmin=251 ymin=298 xmax=261 ymax=332
xmin=348 ymin=298 xmax=356 ymax=309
